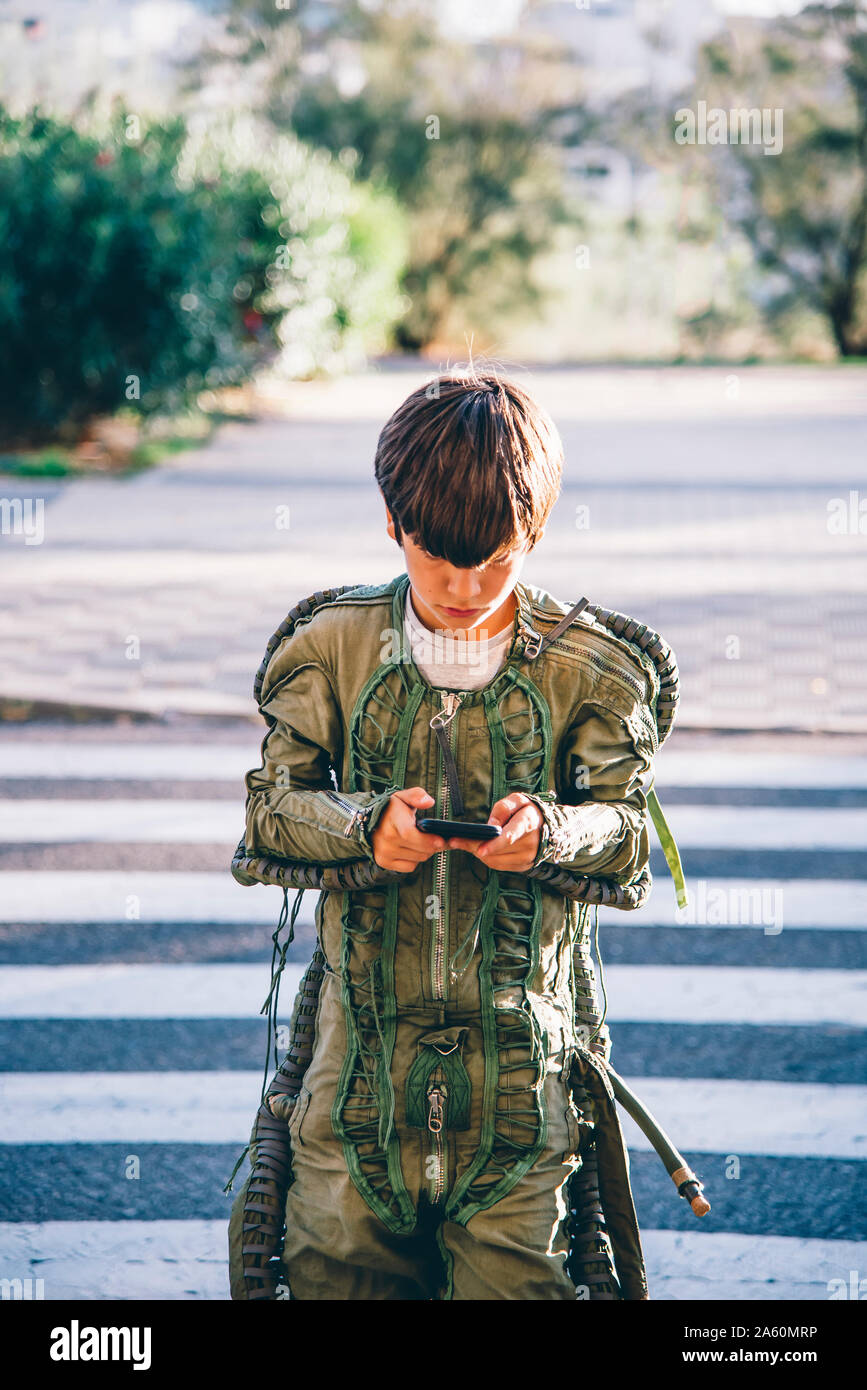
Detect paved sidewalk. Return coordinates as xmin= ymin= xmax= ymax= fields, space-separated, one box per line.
xmin=1 ymin=363 xmax=865 ymax=730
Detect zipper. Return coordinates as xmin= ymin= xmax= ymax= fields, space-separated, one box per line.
xmin=547 ymin=637 xmax=647 ymax=702
xmin=324 ymin=788 xmax=365 ymax=837
xmin=634 ymin=701 xmax=660 ymax=749
xmin=426 ymin=1078 xmax=447 ymax=1205
xmin=430 ymin=692 xmax=462 ymax=1003
xmin=547 ymin=637 xmax=659 ymax=752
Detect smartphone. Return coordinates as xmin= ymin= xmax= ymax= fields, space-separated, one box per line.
xmin=415 ymin=816 xmax=502 ymax=840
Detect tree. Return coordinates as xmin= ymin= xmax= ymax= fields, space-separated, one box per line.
xmin=0 ymin=103 xmax=408 ymax=444
xmin=199 ymin=0 xmax=590 ymax=350
xmin=691 ymin=0 xmax=867 ymax=357
xmin=0 ymin=106 xmax=251 ymax=444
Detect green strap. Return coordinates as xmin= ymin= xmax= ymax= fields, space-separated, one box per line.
xmin=646 ymin=780 xmax=688 ymax=910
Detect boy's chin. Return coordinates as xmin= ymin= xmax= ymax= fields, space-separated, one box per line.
xmin=436 ymin=613 xmax=491 ymax=633
xmin=438 ymin=610 xmax=485 ymax=622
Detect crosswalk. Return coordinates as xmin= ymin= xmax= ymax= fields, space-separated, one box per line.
xmin=0 ymin=733 xmax=864 ymax=1300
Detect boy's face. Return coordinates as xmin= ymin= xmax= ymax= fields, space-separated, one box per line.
xmin=386 ymin=507 xmax=536 ymax=636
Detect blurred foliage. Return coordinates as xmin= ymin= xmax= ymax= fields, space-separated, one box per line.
xmin=178 ymin=111 xmax=408 ymax=377
xmin=687 ymin=0 xmax=867 ymax=357
xmin=208 ymin=0 xmax=587 ymax=349
xmin=0 ymin=107 xmax=253 ymax=443
xmin=0 ymin=430 xmax=207 ymax=478
xmin=7 ymin=1 xmax=864 ymax=380
xmin=0 ymin=103 xmax=408 ymax=444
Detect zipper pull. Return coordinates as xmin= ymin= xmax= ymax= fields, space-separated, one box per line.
xmin=427 ymin=1085 xmax=446 ymax=1133
xmin=325 ymin=790 xmax=365 ymax=837
xmin=430 ymin=691 xmax=462 ymax=730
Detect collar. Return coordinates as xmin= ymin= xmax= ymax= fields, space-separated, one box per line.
xmin=391 ymin=573 xmax=544 ymax=672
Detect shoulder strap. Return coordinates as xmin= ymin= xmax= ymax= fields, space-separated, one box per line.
xmin=253 ymin=584 xmax=359 ymax=713
xmin=523 ymin=596 xmax=590 ymax=659
xmin=525 ymin=596 xmax=680 ymax=748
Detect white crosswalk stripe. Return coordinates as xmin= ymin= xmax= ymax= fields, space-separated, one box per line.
xmin=653 ymin=750 xmax=867 ymax=789
xmin=0 ymin=733 xmax=863 ymax=1301
xmin=3 ymin=742 xmax=865 ymax=788
xmin=0 ymin=800 xmax=243 ymax=843
xmin=0 ymin=871 xmax=283 ymax=924
xmin=0 ymin=1221 xmax=231 ymax=1301
xmin=0 ymin=963 xmax=305 ymax=1017
xmin=1 ymin=1071 xmax=862 ymax=1156
xmin=0 ymin=1223 xmax=861 ymax=1306
xmin=0 ymin=744 xmax=256 ymax=781
xmin=0 ymin=962 xmax=864 ymax=1025
xmin=1 ymin=870 xmax=865 ymax=927
xmin=1 ymin=1221 xmax=859 ymax=1301
xmin=640 ymin=1230 xmax=867 ymax=1302
xmin=2 ymin=798 xmax=864 ymax=849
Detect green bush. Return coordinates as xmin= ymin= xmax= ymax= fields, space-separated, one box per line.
xmin=176 ymin=114 xmax=409 ymax=381
xmin=0 ymin=108 xmax=253 ymax=442
xmin=0 ymin=106 xmax=408 ymax=445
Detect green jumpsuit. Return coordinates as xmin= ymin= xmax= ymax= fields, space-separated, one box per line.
xmin=228 ymin=573 xmax=664 ymax=1300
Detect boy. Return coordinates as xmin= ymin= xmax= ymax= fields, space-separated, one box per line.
xmin=229 ymin=366 xmax=662 ymax=1300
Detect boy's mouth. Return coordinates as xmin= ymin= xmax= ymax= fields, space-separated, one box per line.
xmin=440 ymin=606 xmax=482 ymax=617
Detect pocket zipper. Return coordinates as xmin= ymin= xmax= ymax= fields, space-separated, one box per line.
xmin=325 ymin=789 xmax=365 ymax=837
xmin=427 ymin=1080 xmax=448 ymax=1204
xmin=547 ymin=637 xmax=646 ymax=701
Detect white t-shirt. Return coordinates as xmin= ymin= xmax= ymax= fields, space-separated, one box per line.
xmin=403 ymin=587 xmax=513 ymax=691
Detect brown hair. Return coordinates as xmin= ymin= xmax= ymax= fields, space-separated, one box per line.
xmin=374 ymin=363 xmax=563 ymax=567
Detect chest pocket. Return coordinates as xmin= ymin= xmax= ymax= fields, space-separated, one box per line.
xmin=405 ymin=1027 xmax=471 ymax=1132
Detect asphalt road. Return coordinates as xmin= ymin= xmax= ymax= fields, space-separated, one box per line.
xmin=0 ymin=365 xmax=864 ymax=1300
xmin=1 ymin=363 xmax=866 ymax=729
xmin=0 ymin=718 xmax=863 ymax=1300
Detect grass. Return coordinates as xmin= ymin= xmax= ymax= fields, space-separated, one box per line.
xmin=0 ymin=449 xmax=73 ymax=478
xmin=0 ymin=415 xmax=220 ymax=479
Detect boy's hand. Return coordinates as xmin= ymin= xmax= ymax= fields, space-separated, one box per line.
xmin=447 ymin=793 xmax=543 ymax=873
xmin=371 ymin=787 xmax=447 ymax=873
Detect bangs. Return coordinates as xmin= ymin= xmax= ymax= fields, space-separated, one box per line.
xmin=375 ymin=369 xmax=562 ymax=568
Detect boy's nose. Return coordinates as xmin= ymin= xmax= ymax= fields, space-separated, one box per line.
xmin=444 ymin=567 xmax=483 ymax=606
xmin=446 ymin=572 xmax=483 ymax=603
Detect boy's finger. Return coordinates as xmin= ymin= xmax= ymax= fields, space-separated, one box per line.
xmin=394 ymin=786 xmax=436 ymax=808
xmin=391 ymin=817 xmax=446 ymax=846
xmin=487 ymin=792 xmax=530 ymax=827
xmin=477 ymin=814 xmax=521 ymax=849
xmin=399 ymin=823 xmax=446 ymax=850
xmin=474 ymin=817 xmax=538 ymax=862
xmin=498 ymin=807 xmax=536 ymax=844
xmin=394 ymin=810 xmax=441 ymax=844
xmin=445 ymin=837 xmax=481 ymax=855
xmin=479 ymin=836 xmax=534 ymax=863
xmin=396 ymin=840 xmax=445 ymax=858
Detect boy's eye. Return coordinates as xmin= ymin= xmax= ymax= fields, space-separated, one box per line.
xmin=418 ymin=546 xmax=514 ymax=567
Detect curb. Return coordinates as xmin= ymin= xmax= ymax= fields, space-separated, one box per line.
xmin=0 ymin=694 xmax=259 ymax=727
xmin=1 ymin=690 xmax=864 ymax=736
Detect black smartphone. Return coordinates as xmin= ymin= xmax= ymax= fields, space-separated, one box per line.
xmin=415 ymin=816 xmax=502 ymax=840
